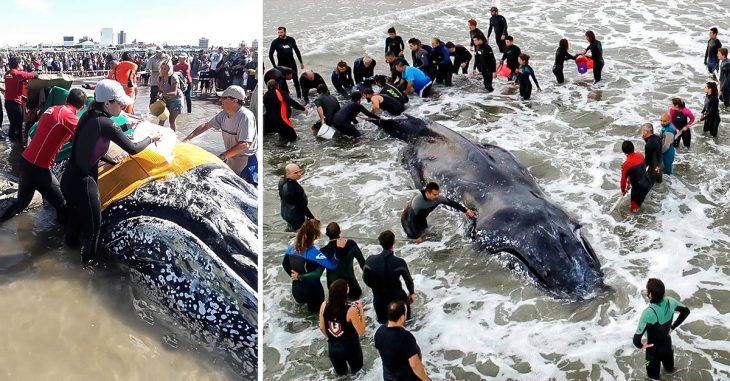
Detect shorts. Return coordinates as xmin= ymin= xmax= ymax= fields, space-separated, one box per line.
xmin=239 ymin=155 xmax=258 ymax=186
xmin=164 ymin=98 xmax=183 ymax=112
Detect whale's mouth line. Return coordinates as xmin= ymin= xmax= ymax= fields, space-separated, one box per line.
xmin=500 ymin=248 xmax=550 ymax=289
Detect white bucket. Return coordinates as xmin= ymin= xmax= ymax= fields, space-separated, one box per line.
xmin=317 ymin=124 xmax=336 ymax=139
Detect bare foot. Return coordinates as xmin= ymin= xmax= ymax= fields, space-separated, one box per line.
xmin=415 ymin=237 xmax=424 ymax=244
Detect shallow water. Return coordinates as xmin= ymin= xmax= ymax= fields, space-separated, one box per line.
xmin=263 ymin=0 xmax=730 ymax=379
xmin=0 ymin=86 xmax=247 ymax=380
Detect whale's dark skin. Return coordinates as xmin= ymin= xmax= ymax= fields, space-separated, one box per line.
xmin=373 ymin=114 xmax=604 ymax=298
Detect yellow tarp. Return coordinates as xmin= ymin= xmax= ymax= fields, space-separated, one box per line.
xmin=98 ymin=143 xmax=225 ymax=210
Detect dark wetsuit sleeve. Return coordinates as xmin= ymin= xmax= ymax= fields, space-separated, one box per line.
xmin=357 ymin=104 xmax=379 ymax=120
xmin=632 ymin=333 xmax=643 ymax=348
xmin=395 ymin=258 xmax=415 ymax=295
xmin=362 ymin=262 xmax=376 ymax=288
xmin=332 ymin=72 xmax=347 ymax=97
xmin=529 ymin=66 xmax=540 ymax=89
xmin=352 ymin=242 xmax=366 ymax=270
xmin=282 ymin=253 xmax=292 ymax=275
xmin=397 ymin=37 xmax=404 ymax=53
xmin=502 ymin=17 xmax=508 ymax=37
xmin=102 ymin=122 xmax=151 ymax=155
xmin=292 ymin=38 xmax=303 ymax=65
xmin=291 ymin=185 xmax=315 ymax=220
xmin=439 ymin=196 xmax=468 ymax=213
xmin=487 ymin=22 xmax=493 ymax=38
xmin=672 ymin=306 xmax=690 ymax=329
xmin=269 ymin=40 xmax=277 ymax=67
xmin=299 ymin=266 xmax=324 ymax=281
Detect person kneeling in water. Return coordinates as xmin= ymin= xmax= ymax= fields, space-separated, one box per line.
xmin=620 ymin=140 xmax=652 ymax=213
xmin=401 ymin=182 xmax=475 ymax=243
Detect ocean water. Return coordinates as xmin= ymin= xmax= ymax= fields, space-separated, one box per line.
xmin=263 ymin=0 xmax=730 ymax=379
xmin=0 ymin=87 xmax=247 ymax=380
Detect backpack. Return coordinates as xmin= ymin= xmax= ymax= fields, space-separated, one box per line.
xmin=672 ymin=109 xmax=688 ymax=128
xmin=167 ymin=72 xmax=188 ymax=93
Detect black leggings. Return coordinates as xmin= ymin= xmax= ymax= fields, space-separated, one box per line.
xmin=593 ymin=60 xmax=604 ymax=83
xmin=673 ymin=129 xmax=691 ymax=148
xmin=5 ymin=100 xmax=23 ymax=140
xmin=520 ymin=83 xmax=533 ymax=100
xmin=292 ymin=279 xmax=324 ymax=312
xmin=435 ymin=62 xmax=453 ymax=86
xmin=646 ymin=348 xmax=674 ymax=380
xmin=328 ymin=338 xmax=363 ymax=375
xmin=1 ymin=157 xmax=65 ymax=222
xmin=553 ymin=67 xmax=565 ymax=84
xmin=61 ymin=170 xmax=101 ymax=262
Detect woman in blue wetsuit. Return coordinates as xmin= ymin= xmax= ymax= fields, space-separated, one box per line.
xmin=283 ymin=219 xmax=338 ymax=312
xmin=514 ymin=53 xmax=541 ymax=100
xmin=62 ymin=80 xmax=160 ymax=264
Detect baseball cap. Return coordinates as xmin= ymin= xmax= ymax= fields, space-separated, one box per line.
xmin=216 ymin=85 xmax=246 ymax=100
xmin=94 ymin=79 xmax=133 ymax=106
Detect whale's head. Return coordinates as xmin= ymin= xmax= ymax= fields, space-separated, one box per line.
xmin=478 ymin=203 xmax=604 ymax=298
xmin=372 ymin=114 xmax=439 ymax=142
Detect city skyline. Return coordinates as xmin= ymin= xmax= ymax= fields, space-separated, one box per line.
xmin=0 ymin=0 xmax=261 ymax=47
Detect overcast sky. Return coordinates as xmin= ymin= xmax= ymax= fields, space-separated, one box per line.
xmin=0 ymin=0 xmax=261 ymax=47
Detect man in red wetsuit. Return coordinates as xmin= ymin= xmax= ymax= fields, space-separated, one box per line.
xmin=620 ymin=140 xmax=653 ymax=213
xmin=1 ymin=89 xmax=86 ymax=223
xmin=3 ymin=57 xmax=38 ymax=141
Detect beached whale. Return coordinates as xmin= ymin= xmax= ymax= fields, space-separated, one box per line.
xmin=1 ymin=123 xmax=258 ymax=376
xmin=373 ymin=115 xmax=604 ymax=298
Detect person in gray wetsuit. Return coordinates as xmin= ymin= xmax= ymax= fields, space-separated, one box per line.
xmin=400 ymin=182 xmax=475 ymax=242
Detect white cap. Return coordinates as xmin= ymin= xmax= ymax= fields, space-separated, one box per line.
xmin=94 ymin=79 xmax=133 ymax=106
xmin=216 ymin=85 xmax=246 ymax=100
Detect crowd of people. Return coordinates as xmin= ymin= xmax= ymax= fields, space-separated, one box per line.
xmin=269 ymin=6 xmax=713 ymax=381
xmin=1 ymin=42 xmax=259 ymax=266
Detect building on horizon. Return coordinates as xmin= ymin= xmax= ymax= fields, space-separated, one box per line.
xmin=118 ymin=30 xmax=127 ymax=45
xmin=199 ymin=37 xmax=209 ymax=49
xmin=63 ymin=36 xmax=74 ymax=47
xmin=100 ymin=28 xmax=113 ymax=46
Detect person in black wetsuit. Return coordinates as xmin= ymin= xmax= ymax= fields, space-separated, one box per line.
xmin=62 ymin=80 xmax=160 ymax=264
xmin=633 ymin=278 xmax=690 ymax=381
xmin=263 ymin=66 xmax=293 ymax=95
xmin=282 ymin=219 xmax=337 ymax=312
xmin=331 ymin=91 xmax=380 ymax=137
xmin=401 ymin=182 xmax=475 ymax=243
xmin=312 ymin=84 xmax=341 ymax=135
xmin=374 ymin=300 xmax=430 ymax=381
xmin=385 ymin=27 xmax=405 ymax=58
xmin=620 ymin=141 xmax=652 ymax=213
xmin=363 ymin=230 xmax=415 ymax=324
xmin=319 ymin=279 xmax=366 ymax=376
xmin=468 ymin=19 xmax=486 ymax=51
xmin=553 ymin=38 xmax=576 ymax=84
xmin=446 ymin=41 xmax=472 ymax=75
xmin=269 ymin=26 xmax=305 ymax=99
xmin=263 ymin=79 xmax=307 ymax=141
xmin=705 ymin=27 xmax=722 ymax=77
xmin=374 ymin=75 xmax=408 ymax=104
xmin=320 ymin=222 xmax=366 ymax=300
xmin=700 ymin=81 xmax=721 ymax=137
xmin=299 ymin=69 xmax=327 ymax=104
xmin=278 ymin=163 xmax=315 ymax=230
xmin=641 ymin=123 xmax=663 ymax=184
xmin=331 ymin=61 xmax=355 ymax=97
xmin=515 ymin=53 xmax=541 ymax=100
xmin=472 ymin=35 xmax=497 ymax=92
xmin=353 ymin=56 xmax=376 ymax=84
xmin=430 ymin=38 xmax=453 ymax=86
xmin=582 ymin=30 xmax=604 ymax=84
xmin=500 ymin=36 xmax=521 ymax=80
xmin=362 ymin=88 xmax=405 ymax=116
xmin=488 ymin=7 xmax=509 ymax=53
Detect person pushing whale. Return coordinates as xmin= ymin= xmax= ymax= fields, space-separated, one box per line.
xmin=401 ymin=182 xmax=475 ymax=243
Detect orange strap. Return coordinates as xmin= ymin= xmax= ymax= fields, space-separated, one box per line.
xmin=274 ymin=89 xmax=294 ymax=129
